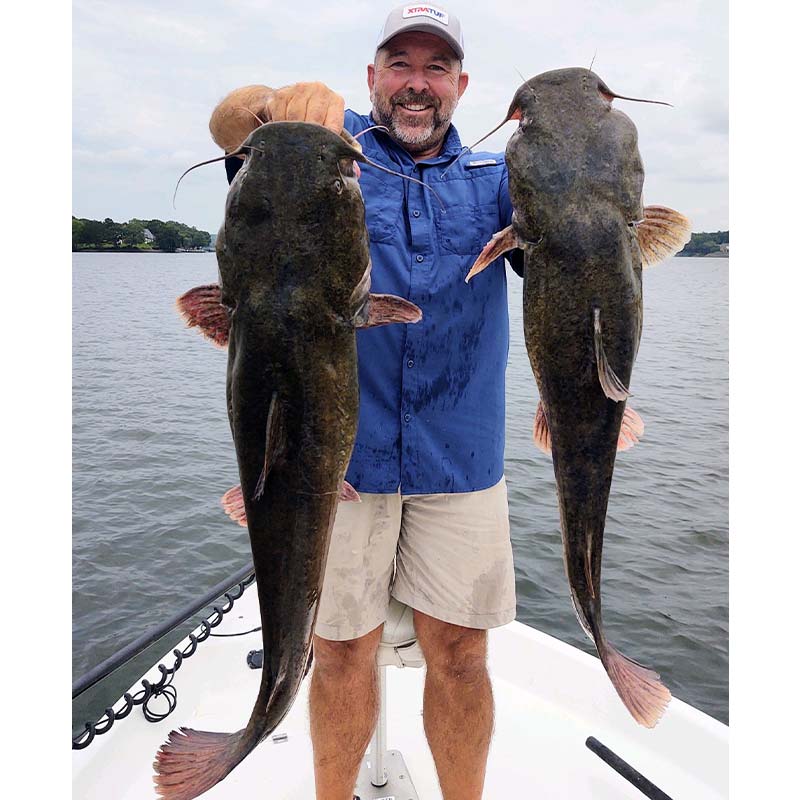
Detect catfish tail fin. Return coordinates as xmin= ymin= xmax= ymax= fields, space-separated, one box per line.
xmin=153 ymin=727 xmax=251 ymax=800
xmin=599 ymin=644 xmax=671 ymax=728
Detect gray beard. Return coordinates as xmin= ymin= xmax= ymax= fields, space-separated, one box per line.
xmin=371 ymin=92 xmax=453 ymax=154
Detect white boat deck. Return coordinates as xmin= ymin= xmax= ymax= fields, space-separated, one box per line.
xmin=73 ymin=583 xmax=728 ymax=799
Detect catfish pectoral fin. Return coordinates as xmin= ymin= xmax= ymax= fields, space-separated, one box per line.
xmin=617 ymin=407 xmax=645 ymax=451
xmin=223 ymin=479 xmax=361 ymax=527
xmin=635 ymin=205 xmax=692 ymax=267
xmin=339 ymin=480 xmax=361 ymax=502
xmin=534 ymin=401 xmax=644 ymax=456
xmin=176 ymin=284 xmax=230 ymax=348
xmin=358 ymin=293 xmax=422 ymax=328
xmin=221 ymin=485 xmax=248 ymax=527
xmin=465 ymin=225 xmax=520 ymax=283
xmin=600 ymin=642 xmax=672 ymax=728
xmin=533 ymin=401 xmax=552 ymax=455
xmin=593 ymin=308 xmax=631 ymax=401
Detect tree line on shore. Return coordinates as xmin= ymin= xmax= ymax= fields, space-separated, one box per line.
xmin=676 ymin=230 xmax=728 ymax=257
xmin=73 ymin=215 xmax=727 ymax=258
xmin=72 ymin=217 xmax=212 ymax=253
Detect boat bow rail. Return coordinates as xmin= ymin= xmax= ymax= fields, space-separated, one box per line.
xmin=72 ymin=564 xmax=256 ymax=749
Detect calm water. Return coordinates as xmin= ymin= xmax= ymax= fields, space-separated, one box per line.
xmin=72 ymin=252 xmax=728 ymax=731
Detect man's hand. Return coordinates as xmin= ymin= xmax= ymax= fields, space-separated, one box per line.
xmin=209 ymin=82 xmax=344 ymax=155
xmin=209 ymin=84 xmax=274 ymax=154
xmin=265 ymin=82 xmax=344 ymax=134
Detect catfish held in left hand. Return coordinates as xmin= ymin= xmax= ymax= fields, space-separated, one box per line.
xmin=153 ymin=121 xmax=421 ymax=800
xmin=467 ymin=68 xmax=692 ymax=728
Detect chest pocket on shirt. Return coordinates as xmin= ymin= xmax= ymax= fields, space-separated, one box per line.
xmin=436 ymin=201 xmax=500 ymax=258
xmin=361 ymin=170 xmax=404 ymax=243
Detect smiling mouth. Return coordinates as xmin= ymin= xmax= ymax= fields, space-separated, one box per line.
xmin=397 ymin=103 xmax=434 ymax=113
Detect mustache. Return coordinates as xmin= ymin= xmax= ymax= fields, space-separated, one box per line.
xmin=391 ymin=91 xmax=440 ymax=109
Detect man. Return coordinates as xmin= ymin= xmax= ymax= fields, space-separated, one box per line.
xmin=209 ymin=6 xmax=523 ymax=799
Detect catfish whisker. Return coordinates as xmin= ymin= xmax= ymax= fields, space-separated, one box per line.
xmin=173 ymin=145 xmax=264 ymax=207
xmin=360 ymin=155 xmax=446 ymax=213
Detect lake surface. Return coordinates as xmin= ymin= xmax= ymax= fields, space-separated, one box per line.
xmin=72 ymin=252 xmax=728 ymax=732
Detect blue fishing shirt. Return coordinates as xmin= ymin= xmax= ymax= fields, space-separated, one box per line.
xmin=343 ymin=110 xmax=524 ymax=494
xmin=226 ymin=111 xmax=522 ymax=494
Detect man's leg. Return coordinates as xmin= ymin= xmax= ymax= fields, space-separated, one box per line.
xmin=311 ymin=491 xmax=401 ymax=799
xmin=414 ymin=611 xmax=493 ymax=800
xmin=391 ymin=478 xmax=516 ymax=799
xmin=309 ymin=626 xmax=383 ymax=800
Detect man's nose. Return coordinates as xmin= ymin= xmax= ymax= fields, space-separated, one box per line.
xmin=403 ymin=68 xmax=430 ymax=94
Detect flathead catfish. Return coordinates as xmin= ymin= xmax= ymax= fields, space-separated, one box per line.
xmin=154 ymin=121 xmax=421 ymax=800
xmin=467 ymin=69 xmax=691 ymax=727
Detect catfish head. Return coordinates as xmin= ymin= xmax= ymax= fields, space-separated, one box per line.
xmin=463 ymin=69 xmax=689 ymax=281
xmin=502 ymin=68 xmax=670 ymax=131
xmin=219 ymin=121 xmax=370 ymax=314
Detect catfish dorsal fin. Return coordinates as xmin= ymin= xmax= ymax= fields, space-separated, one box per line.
xmin=253 ymin=392 xmax=285 ymax=501
xmin=635 ymin=205 xmax=692 ymax=267
xmin=593 ymin=308 xmax=631 ymax=402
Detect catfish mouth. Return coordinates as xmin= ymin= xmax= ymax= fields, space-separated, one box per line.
xmin=339 ymin=158 xmax=360 ymax=179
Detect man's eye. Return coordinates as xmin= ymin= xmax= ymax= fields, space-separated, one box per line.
xmin=390 ymin=61 xmax=408 ymax=68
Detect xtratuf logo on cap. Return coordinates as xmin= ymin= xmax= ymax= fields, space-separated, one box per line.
xmin=402 ymin=5 xmax=449 ymax=25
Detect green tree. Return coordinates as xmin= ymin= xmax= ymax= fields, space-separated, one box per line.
xmin=154 ymin=222 xmax=182 ymax=252
xmin=102 ymin=218 xmax=125 ymax=248
xmin=188 ymin=227 xmax=211 ymax=248
xmin=678 ymin=230 xmax=729 ymax=256
xmin=72 ymin=216 xmax=213 ymax=250
xmin=121 ymin=220 xmax=146 ymax=247
xmin=72 ymin=217 xmax=84 ymax=250
xmin=80 ymin=219 xmax=107 ymax=247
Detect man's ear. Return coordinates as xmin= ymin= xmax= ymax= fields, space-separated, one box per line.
xmin=367 ymin=63 xmax=376 ymax=93
xmin=457 ymin=71 xmax=469 ymax=99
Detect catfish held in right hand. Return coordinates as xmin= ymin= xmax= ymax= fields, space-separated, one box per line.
xmin=154 ymin=121 xmax=421 ymax=800
xmin=467 ymin=68 xmax=692 ymax=728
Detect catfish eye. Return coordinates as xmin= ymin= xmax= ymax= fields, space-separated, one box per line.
xmin=333 ymin=179 xmax=343 ymax=194
xmin=338 ymin=158 xmax=356 ymax=178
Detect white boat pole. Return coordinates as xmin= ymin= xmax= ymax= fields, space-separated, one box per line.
xmin=369 ymin=665 xmax=388 ymax=787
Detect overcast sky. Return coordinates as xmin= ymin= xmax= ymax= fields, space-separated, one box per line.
xmin=73 ymin=0 xmax=728 ymax=235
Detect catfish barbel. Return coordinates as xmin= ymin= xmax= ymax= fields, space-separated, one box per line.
xmin=153 ymin=121 xmax=421 ymax=799
xmin=467 ymin=68 xmax=691 ymax=727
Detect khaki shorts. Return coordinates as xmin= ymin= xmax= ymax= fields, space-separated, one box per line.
xmin=315 ymin=477 xmax=517 ymax=641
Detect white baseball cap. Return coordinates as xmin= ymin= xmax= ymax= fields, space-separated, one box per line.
xmin=376 ymin=4 xmax=465 ymax=60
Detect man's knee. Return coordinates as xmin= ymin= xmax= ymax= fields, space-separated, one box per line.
xmin=312 ymin=625 xmax=383 ymax=678
xmin=414 ymin=611 xmax=488 ymax=684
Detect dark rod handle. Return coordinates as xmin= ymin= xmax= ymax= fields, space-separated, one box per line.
xmin=586 ymin=736 xmax=673 ymax=800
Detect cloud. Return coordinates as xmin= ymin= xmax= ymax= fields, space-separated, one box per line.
xmin=75 ymin=0 xmax=227 ymax=56
xmin=73 ymin=0 xmax=728 ymax=233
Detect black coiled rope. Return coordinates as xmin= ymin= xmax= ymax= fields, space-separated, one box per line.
xmin=72 ymin=569 xmax=256 ymax=750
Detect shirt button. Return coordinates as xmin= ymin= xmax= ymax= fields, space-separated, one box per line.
xmin=415 ymin=254 xmax=424 ymax=262
xmin=404 ymin=413 xmax=411 ymax=423
xmin=412 ymin=210 xmax=421 ymax=218
xmin=407 ymin=359 xmax=414 ymax=368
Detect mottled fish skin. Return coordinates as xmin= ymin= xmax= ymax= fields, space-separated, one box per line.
xmin=508 ymin=69 xmax=671 ymax=727
xmin=154 ymin=122 xmax=372 ymax=799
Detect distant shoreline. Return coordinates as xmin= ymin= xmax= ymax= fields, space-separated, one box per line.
xmin=74 ymin=248 xmax=726 ymax=258
xmin=72 ymin=248 xmax=214 ymax=254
